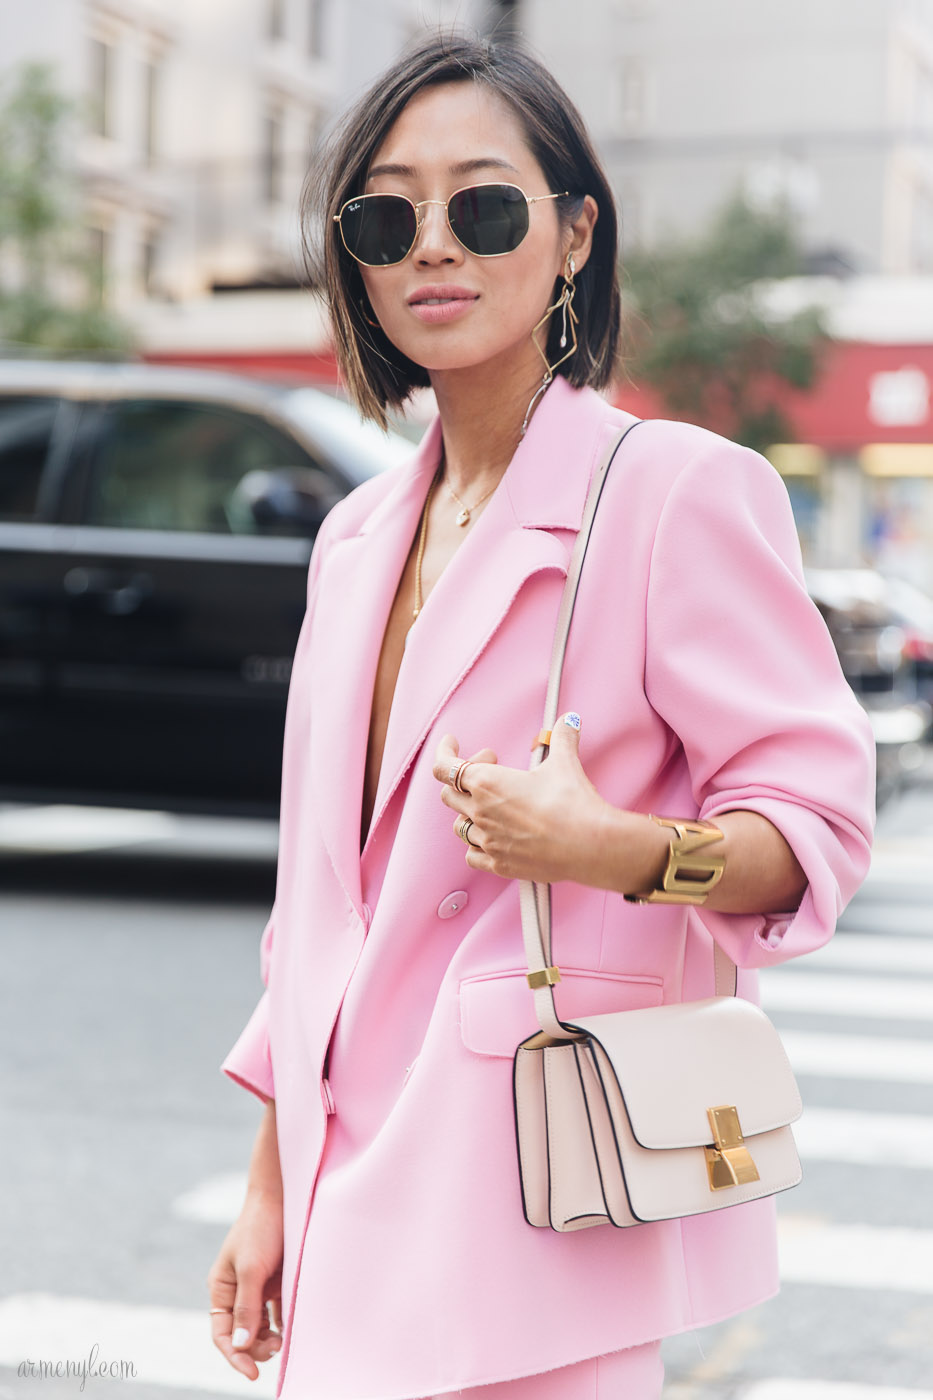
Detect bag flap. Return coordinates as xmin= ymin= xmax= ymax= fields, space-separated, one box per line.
xmin=569 ymin=996 xmax=802 ymax=1150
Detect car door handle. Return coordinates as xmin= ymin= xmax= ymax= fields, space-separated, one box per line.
xmin=63 ymin=566 xmax=155 ymax=616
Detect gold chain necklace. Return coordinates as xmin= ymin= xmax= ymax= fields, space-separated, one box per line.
xmin=447 ymin=477 xmax=499 ymax=527
xmin=411 ymin=467 xmax=442 ymax=625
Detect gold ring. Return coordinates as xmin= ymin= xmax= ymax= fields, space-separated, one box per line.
xmin=209 ymin=1308 xmax=233 ymax=1315
xmin=455 ymin=816 xmax=481 ymax=849
xmin=452 ymin=760 xmax=473 ymax=794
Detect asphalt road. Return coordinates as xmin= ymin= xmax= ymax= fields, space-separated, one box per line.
xmin=1 ymin=773 xmax=932 ymax=1400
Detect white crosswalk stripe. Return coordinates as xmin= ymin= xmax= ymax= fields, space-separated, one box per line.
xmin=760 ymin=970 xmax=933 ymax=1019
xmin=172 ymin=1172 xmax=249 ymax=1224
xmin=778 ymin=1029 xmax=933 ymax=1084
xmin=741 ymin=1384 xmax=933 ymax=1400
xmin=794 ymin=1106 xmax=933 ymax=1168
xmin=794 ymin=933 xmax=933 ymax=975
xmin=778 ymin=1216 xmax=933 ymax=1292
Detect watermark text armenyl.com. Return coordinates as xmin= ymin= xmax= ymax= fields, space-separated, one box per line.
xmin=17 ymin=1343 xmax=137 ymax=1391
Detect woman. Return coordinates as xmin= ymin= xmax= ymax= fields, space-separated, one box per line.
xmin=208 ymin=33 xmax=875 ymax=1400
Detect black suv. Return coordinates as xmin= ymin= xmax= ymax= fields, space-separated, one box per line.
xmin=0 ymin=361 xmax=411 ymax=816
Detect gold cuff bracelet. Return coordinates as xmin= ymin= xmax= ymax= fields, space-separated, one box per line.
xmin=623 ymin=815 xmax=725 ymax=905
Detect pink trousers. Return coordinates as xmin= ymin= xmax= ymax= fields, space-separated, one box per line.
xmin=431 ymin=1341 xmax=664 ymax=1398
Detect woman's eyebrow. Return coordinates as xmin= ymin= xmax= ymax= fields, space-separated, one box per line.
xmin=367 ymin=156 xmax=522 ymax=182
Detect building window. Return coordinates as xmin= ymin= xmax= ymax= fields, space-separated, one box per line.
xmin=268 ymin=0 xmax=285 ymax=40
xmin=143 ymin=57 xmax=160 ymax=164
xmin=263 ymin=109 xmax=284 ymax=205
xmin=88 ymin=37 xmax=113 ymax=139
xmin=915 ymin=62 xmax=933 ymax=134
xmin=619 ymin=179 xmax=642 ymax=247
xmin=89 ymin=226 xmax=109 ymax=304
xmin=308 ymin=0 xmax=327 ymax=57
xmin=911 ymin=186 xmax=933 ymax=273
xmin=142 ymin=231 xmax=161 ymax=296
xmin=614 ymin=57 xmax=646 ymax=134
xmin=307 ymin=110 xmax=322 ymax=157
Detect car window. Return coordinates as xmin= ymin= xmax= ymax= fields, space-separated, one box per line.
xmin=83 ymin=398 xmax=324 ymax=534
xmin=0 ymin=395 xmax=60 ymax=521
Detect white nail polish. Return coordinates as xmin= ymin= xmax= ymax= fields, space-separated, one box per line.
xmin=564 ymin=711 xmax=582 ymax=730
xmin=232 ymin=1327 xmax=250 ymax=1348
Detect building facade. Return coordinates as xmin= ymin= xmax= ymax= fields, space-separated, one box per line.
xmin=523 ymin=0 xmax=933 ymax=273
xmin=0 ymin=0 xmax=504 ymax=309
xmin=5 ymin=1 xmax=932 ymax=302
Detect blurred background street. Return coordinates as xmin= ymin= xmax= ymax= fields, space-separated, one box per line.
xmin=1 ymin=760 xmax=932 ymax=1399
xmin=4 ymin=0 xmax=933 ymax=1395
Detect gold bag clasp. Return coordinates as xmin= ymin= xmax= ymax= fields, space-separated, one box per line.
xmin=705 ymin=1104 xmax=760 ymax=1191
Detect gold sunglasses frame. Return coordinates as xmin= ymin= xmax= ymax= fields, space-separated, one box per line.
xmin=332 ymin=181 xmax=570 ymax=267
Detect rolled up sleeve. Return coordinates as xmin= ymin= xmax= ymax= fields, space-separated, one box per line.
xmin=644 ymin=436 xmax=876 ymax=969
xmin=220 ymin=910 xmax=276 ymax=1103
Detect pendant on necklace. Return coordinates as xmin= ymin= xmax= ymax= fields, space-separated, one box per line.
xmin=455 ymin=508 xmax=470 ymax=527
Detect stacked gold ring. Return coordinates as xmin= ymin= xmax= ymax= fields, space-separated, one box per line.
xmin=455 ymin=816 xmax=480 ymax=848
xmin=450 ymin=760 xmax=474 ymax=794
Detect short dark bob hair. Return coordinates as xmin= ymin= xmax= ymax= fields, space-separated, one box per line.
xmin=302 ymin=32 xmax=621 ymax=429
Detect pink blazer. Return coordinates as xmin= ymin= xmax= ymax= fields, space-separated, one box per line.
xmin=221 ymin=376 xmax=875 ymax=1400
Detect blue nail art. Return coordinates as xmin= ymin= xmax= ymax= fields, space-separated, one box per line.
xmin=564 ymin=712 xmax=582 ymax=730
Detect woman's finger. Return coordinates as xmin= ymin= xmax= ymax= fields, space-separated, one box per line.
xmin=224 ymin=1266 xmax=273 ymax=1375
xmin=432 ymin=734 xmax=461 ymax=783
xmin=453 ymin=813 xmax=483 ymax=849
xmin=439 ymin=783 xmax=469 ymax=814
xmin=210 ymin=1311 xmax=259 ymax=1380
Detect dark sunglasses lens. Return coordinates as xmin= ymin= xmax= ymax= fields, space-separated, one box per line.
xmin=340 ymin=196 xmax=416 ymax=265
xmin=448 ymin=184 xmax=530 ymax=255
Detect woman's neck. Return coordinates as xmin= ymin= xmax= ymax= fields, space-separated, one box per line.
xmin=429 ymin=343 xmax=548 ymax=497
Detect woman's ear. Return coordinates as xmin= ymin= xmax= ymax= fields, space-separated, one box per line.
xmin=566 ymin=194 xmax=599 ymax=275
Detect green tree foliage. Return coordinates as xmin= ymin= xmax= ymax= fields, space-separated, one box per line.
xmin=0 ymin=63 xmax=133 ymax=355
xmin=622 ymin=193 xmax=825 ymax=452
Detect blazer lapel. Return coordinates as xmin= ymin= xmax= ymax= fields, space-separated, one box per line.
xmin=307 ymin=420 xmax=443 ymax=913
xmin=362 ymin=378 xmax=628 ymax=856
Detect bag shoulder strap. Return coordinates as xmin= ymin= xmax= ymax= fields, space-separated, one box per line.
xmin=519 ymin=420 xmax=738 ymax=1040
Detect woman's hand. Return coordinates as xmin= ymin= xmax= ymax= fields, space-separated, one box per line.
xmin=433 ymin=712 xmax=808 ymax=912
xmin=433 ymin=712 xmax=633 ymax=887
xmin=208 ymin=1100 xmax=285 ymax=1380
xmin=208 ymin=1185 xmax=284 ymax=1379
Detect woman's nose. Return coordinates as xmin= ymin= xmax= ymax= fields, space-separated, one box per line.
xmin=413 ymin=201 xmax=463 ymax=265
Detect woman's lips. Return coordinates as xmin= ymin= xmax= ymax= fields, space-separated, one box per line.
xmin=407 ymin=288 xmax=478 ymax=324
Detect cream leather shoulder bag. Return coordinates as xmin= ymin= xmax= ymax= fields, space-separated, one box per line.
xmin=512 ymin=423 xmax=803 ymax=1232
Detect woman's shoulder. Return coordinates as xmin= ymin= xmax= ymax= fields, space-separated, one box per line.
xmin=569 ymin=384 xmax=772 ymax=483
xmin=575 ymin=395 xmax=781 ymax=519
xmin=321 ymin=457 xmax=417 ymax=541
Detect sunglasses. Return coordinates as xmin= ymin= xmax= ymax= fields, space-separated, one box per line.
xmin=333 ymin=181 xmax=570 ymax=267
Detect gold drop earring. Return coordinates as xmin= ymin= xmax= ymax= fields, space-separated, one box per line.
xmin=359 ymin=294 xmax=381 ymax=328
xmin=521 ymin=252 xmax=579 ymax=437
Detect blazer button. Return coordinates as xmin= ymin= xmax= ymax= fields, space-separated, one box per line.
xmin=437 ymin=890 xmax=469 ymax=920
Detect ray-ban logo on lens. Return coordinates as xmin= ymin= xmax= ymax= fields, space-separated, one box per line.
xmin=348 ymin=202 xmax=361 ymax=212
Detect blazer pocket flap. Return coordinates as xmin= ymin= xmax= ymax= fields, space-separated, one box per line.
xmin=459 ymin=967 xmax=664 ymax=1058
